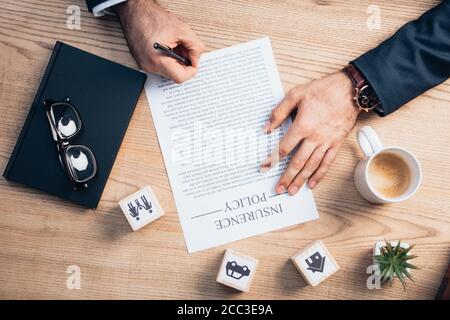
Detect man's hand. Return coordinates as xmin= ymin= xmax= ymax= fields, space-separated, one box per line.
xmin=260 ymin=72 xmax=360 ymax=195
xmin=115 ymin=0 xmax=205 ymax=83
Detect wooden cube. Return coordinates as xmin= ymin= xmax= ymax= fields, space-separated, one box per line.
xmin=119 ymin=186 xmax=165 ymax=231
xmin=216 ymin=249 xmax=258 ymax=292
xmin=291 ymin=241 xmax=339 ymax=286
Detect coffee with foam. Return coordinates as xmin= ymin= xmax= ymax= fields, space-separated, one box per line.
xmin=368 ymin=152 xmax=411 ymax=199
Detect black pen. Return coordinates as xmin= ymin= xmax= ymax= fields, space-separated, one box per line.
xmin=153 ymin=42 xmax=192 ymax=66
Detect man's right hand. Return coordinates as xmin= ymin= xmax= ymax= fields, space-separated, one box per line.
xmin=115 ymin=0 xmax=205 ymax=83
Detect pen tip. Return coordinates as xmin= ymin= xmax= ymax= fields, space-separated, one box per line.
xmin=153 ymin=42 xmax=158 ymax=49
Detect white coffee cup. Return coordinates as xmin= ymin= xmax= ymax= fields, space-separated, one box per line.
xmin=354 ymin=126 xmax=422 ymax=204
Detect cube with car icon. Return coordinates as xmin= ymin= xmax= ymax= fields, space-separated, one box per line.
xmin=216 ymin=249 xmax=258 ymax=292
xmin=119 ymin=186 xmax=165 ymax=231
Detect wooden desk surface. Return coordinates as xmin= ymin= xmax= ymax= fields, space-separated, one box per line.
xmin=1 ymin=0 xmax=449 ymax=300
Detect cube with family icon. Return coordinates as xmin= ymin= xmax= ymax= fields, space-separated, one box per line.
xmin=119 ymin=186 xmax=165 ymax=231
xmin=216 ymin=249 xmax=259 ymax=292
xmin=290 ymin=240 xmax=339 ymax=287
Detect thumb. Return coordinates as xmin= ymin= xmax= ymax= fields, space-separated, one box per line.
xmin=265 ymin=86 xmax=305 ymax=133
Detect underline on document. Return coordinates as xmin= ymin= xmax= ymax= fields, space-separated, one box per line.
xmin=191 ymin=209 xmax=223 ymax=219
xmin=268 ymin=191 xmax=288 ymax=198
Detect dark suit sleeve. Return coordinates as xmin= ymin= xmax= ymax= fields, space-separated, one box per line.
xmin=85 ymin=0 xmax=109 ymax=12
xmin=352 ymin=1 xmax=450 ymax=117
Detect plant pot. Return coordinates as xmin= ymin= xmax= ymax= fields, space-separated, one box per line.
xmin=373 ymin=241 xmax=410 ymax=276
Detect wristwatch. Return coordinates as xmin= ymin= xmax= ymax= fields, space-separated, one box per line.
xmin=343 ymin=64 xmax=381 ymax=112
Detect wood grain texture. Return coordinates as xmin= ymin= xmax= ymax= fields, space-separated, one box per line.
xmin=0 ymin=0 xmax=449 ymax=300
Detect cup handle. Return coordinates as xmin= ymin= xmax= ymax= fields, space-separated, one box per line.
xmin=357 ymin=126 xmax=383 ymax=157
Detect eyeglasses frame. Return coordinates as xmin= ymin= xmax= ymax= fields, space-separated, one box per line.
xmin=44 ymin=97 xmax=97 ymax=189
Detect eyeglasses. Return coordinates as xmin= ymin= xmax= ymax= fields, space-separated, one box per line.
xmin=44 ymin=97 xmax=97 ymax=189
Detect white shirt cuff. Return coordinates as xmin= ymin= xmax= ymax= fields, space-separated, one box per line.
xmin=92 ymin=0 xmax=127 ymax=17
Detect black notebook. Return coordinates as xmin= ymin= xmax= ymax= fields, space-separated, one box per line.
xmin=3 ymin=41 xmax=147 ymax=209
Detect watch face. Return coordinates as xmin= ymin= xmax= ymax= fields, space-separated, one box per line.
xmin=357 ymin=85 xmax=379 ymax=110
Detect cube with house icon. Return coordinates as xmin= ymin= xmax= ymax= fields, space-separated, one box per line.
xmin=119 ymin=186 xmax=165 ymax=231
xmin=216 ymin=249 xmax=259 ymax=292
xmin=291 ymin=241 xmax=339 ymax=286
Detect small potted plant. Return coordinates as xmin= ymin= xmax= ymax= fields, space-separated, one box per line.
xmin=373 ymin=240 xmax=418 ymax=290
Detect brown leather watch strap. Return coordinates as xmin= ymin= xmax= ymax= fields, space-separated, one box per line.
xmin=343 ymin=64 xmax=366 ymax=88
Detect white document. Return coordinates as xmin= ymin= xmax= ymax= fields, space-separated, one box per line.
xmin=145 ymin=38 xmax=318 ymax=253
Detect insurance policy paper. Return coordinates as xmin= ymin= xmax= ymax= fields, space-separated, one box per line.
xmin=145 ymin=38 xmax=318 ymax=253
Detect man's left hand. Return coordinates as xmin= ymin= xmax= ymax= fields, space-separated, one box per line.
xmin=260 ymin=71 xmax=360 ymax=194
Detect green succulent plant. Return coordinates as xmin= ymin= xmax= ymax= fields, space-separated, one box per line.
xmin=374 ymin=240 xmax=418 ymax=290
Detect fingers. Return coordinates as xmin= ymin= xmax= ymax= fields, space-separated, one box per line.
xmin=178 ymin=30 xmax=205 ymax=68
xmin=288 ymin=146 xmax=327 ymax=195
xmin=264 ymin=87 xmax=305 ymax=133
xmin=277 ymin=114 xmax=309 ymax=159
xmin=259 ymin=118 xmax=307 ymax=173
xmin=308 ymin=147 xmax=339 ymax=189
xmin=159 ymin=55 xmax=198 ymax=84
xmin=259 ymin=103 xmax=308 ymax=172
xmin=275 ymin=140 xmax=317 ymax=194
xmin=151 ymin=27 xmax=205 ymax=83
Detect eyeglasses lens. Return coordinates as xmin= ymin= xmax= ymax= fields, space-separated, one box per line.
xmin=65 ymin=146 xmax=96 ymax=182
xmin=52 ymin=103 xmax=81 ymax=138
